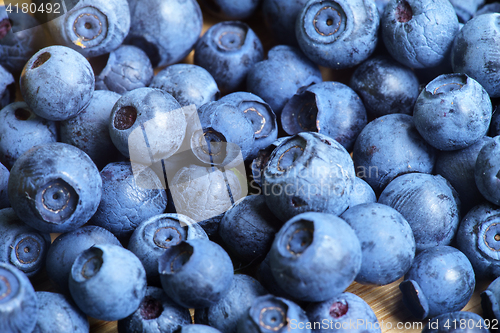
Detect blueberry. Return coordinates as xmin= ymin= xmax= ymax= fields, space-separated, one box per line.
xmin=0 ymin=162 xmax=8 ymax=208
xmin=181 ymin=325 xmax=223 ymax=333
xmin=456 ymin=203 xmax=500 ymax=279
xmin=0 ymin=102 xmax=57 ymax=169
xmin=269 ymin=212 xmax=362 ymax=302
xmin=194 ymin=274 xmax=268 ymax=333
xmin=296 ymin=0 xmax=379 ymax=69
xmin=150 ymin=64 xmax=220 ymax=109
xmin=0 ymin=64 xmax=14 ymax=109
xmin=247 ymin=45 xmax=322 ymax=115
xmin=109 ymin=87 xmax=186 ymax=164
xmin=0 ymin=263 xmax=38 ymax=333
xmin=196 ymin=101 xmax=256 ymax=162
xmin=341 ymin=203 xmax=415 ymax=285
xmin=449 ymin=0 xmax=486 ymax=23
xmin=490 ymin=105 xmax=500 ymax=137
xmin=118 ymin=286 xmax=192 ymax=333
xmin=423 ymin=311 xmax=489 ymax=333
xmin=382 ymin=0 xmax=459 ymax=69
xmin=435 ymin=136 xmax=492 ymax=214
xmin=413 ymin=73 xmax=492 ymax=151
xmin=195 ymin=21 xmax=264 ymax=94
xmin=375 ymin=0 xmax=390 ymax=16
xmin=0 ymin=208 xmax=51 ymax=277
xmin=256 ymin=253 xmax=299 ymax=302
xmin=349 ymin=55 xmax=420 ymax=119
xmin=47 ymin=0 xmax=130 ymax=58
xmin=352 ymin=114 xmax=436 ymax=193
xmin=349 ymin=177 xmax=377 ymax=208
xmin=60 ymin=90 xmax=122 ymax=170
xmin=399 ymin=246 xmax=475 ymax=319
xmin=95 ymin=45 xmax=154 ymax=94
xmin=125 ymin=0 xmax=202 ymax=67
xmin=474 ymin=2 xmax=500 ymax=17
xmin=251 ymin=137 xmax=290 ymax=188
xmin=378 ymin=173 xmax=461 ymax=252
xmin=169 ymin=164 xmax=244 ymax=223
xmin=281 ymin=81 xmax=367 ymax=151
xmin=237 ymin=295 xmax=310 ymax=333
xmin=20 ymin=45 xmax=95 ymax=121
xmin=8 ymin=142 xmax=102 ymax=233
xmin=0 ymin=7 xmax=44 ymax=73
xmin=475 ymin=136 xmax=500 ymax=205
xmin=306 ymin=292 xmax=381 ymax=333
xmin=262 ymin=0 xmax=309 ymax=46
xmin=198 ymin=0 xmax=260 ymax=20
xmin=219 ymin=92 xmax=278 ymax=159
xmin=45 ymin=225 xmax=121 ymax=294
xmin=219 ymin=195 xmax=280 ymax=263
xmin=263 ymin=132 xmax=355 ymax=221
xmin=158 ymin=238 xmax=234 ymax=309
xmin=69 ymin=244 xmax=147 ymax=321
xmin=128 ymin=213 xmax=208 ymax=283
xmin=451 ymin=13 xmax=500 ymax=97
xmin=90 ymin=161 xmax=168 ymax=240
xmin=482 ymin=276 xmax=500 ymax=321
xmin=33 ymin=291 xmax=89 ymax=333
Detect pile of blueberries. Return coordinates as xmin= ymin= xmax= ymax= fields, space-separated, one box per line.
xmin=3 ymin=0 xmax=500 ymax=332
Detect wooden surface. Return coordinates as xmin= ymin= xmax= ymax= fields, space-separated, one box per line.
xmin=11 ymin=1 xmax=495 ymax=332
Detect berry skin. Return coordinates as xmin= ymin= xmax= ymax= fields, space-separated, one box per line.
xmin=349 ymin=56 xmax=420 ymax=119
xmin=194 ymin=274 xmax=268 ymax=333
xmin=90 ymin=161 xmax=168 ymax=241
xmin=45 ymin=225 xmax=121 ymax=294
xmin=0 ymin=102 xmax=57 ymax=169
xmin=69 ymin=244 xmax=147 ymax=321
xmin=95 ymin=45 xmax=154 ymax=94
xmin=281 ymin=81 xmax=367 ymax=151
xmin=400 ymin=246 xmax=475 ymax=319
xmin=382 ymin=0 xmax=459 ymax=69
xmin=195 ymin=21 xmax=264 ymax=94
xmin=263 ymin=132 xmax=355 ymax=221
xmin=237 ymin=294 xmax=311 ymax=333
xmin=46 ymin=0 xmax=130 ymax=58
xmin=378 ymin=173 xmax=461 ymax=252
xmin=125 ymin=0 xmax=202 ymax=67
xmin=0 ymin=208 xmax=51 ymax=278
xmin=269 ymin=212 xmax=362 ymax=302
xmin=60 ymin=90 xmax=122 ymax=170
xmin=413 ymin=73 xmax=492 ymax=151
xmin=296 ymin=0 xmax=379 ymax=69
xmin=118 ymin=286 xmax=192 ymax=333
xmin=158 ymin=238 xmax=234 ymax=309
xmin=20 ymin=46 xmax=95 ymax=121
xmin=456 ymin=203 xmax=500 ymax=280
xmin=150 ymin=64 xmax=220 ymax=109
xmin=0 ymin=8 xmax=44 ymax=74
xmin=33 ymin=292 xmax=89 ymax=333
xmin=475 ymin=136 xmax=500 ymax=206
xmin=0 ymin=263 xmax=38 ymax=333
xmin=341 ymin=203 xmax=415 ymax=286
xmin=8 ymin=143 xmax=102 ymax=233
xmin=452 ymin=13 xmax=500 ymax=97
xmin=306 ymin=292 xmax=381 ymax=333
xmin=127 ymin=213 xmax=207 ymax=283
xmin=247 ymin=45 xmax=322 ymax=116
